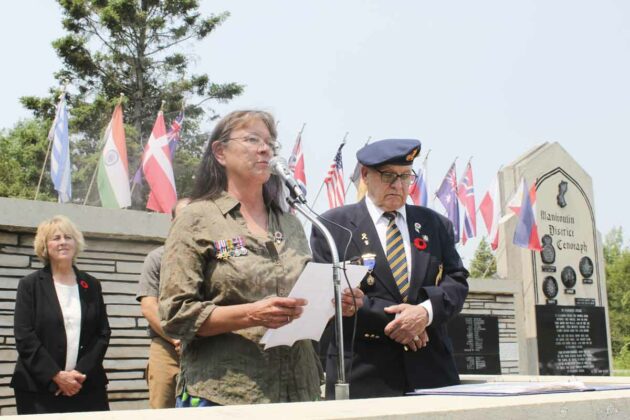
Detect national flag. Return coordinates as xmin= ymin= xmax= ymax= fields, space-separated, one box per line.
xmin=97 ymin=104 xmax=131 ymax=208
xmin=507 ymin=179 xmax=536 ymax=216
xmin=167 ymin=110 xmax=184 ymax=157
xmin=132 ymin=110 xmax=184 ymax=187
xmin=479 ymin=174 xmax=501 ymax=250
xmin=288 ymin=131 xmax=307 ymax=196
xmin=436 ymin=161 xmax=460 ymax=242
xmin=143 ymin=110 xmax=177 ymax=214
xmin=409 ymin=156 xmax=429 ymax=207
xmin=324 ymin=143 xmax=345 ymax=208
xmin=49 ymin=95 xmax=71 ymax=203
xmin=457 ymin=161 xmax=476 ymax=245
xmin=513 ymin=178 xmax=542 ymax=251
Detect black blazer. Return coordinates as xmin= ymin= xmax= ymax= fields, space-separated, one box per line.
xmin=310 ymin=200 xmax=469 ymax=399
xmin=11 ymin=266 xmax=111 ymax=394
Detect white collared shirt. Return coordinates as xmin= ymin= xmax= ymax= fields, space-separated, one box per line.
xmin=365 ymin=195 xmax=433 ymax=325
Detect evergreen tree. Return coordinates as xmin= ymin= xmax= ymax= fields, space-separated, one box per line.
xmin=468 ymin=237 xmax=497 ymax=278
xmin=20 ymin=0 xmax=243 ymax=205
xmin=603 ymin=227 xmax=630 ymax=362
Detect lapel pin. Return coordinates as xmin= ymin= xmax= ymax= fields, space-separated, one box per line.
xmin=361 ymin=232 xmax=369 ymax=245
xmin=414 ymin=222 xmax=421 ymax=233
xmin=413 ymin=237 xmax=428 ymax=251
xmin=274 ymin=231 xmax=284 ymax=244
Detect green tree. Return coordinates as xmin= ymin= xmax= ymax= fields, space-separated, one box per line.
xmin=468 ymin=237 xmax=497 ymax=278
xmin=0 ymin=120 xmax=55 ymax=200
xmin=21 ymin=0 xmax=243 ymax=205
xmin=603 ymin=227 xmax=630 ymax=363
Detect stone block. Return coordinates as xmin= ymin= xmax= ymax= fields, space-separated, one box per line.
xmin=0 ymin=316 xmax=13 ymax=327
xmin=0 ymin=277 xmax=19 ymax=290
xmin=0 ymin=232 xmax=18 ymax=246
xmin=0 ymin=255 xmax=30 ymax=268
xmin=110 ymin=328 xmax=149 ymax=338
xmin=0 ymin=290 xmax=16 ymax=300
xmin=116 ymin=261 xmax=144 ymax=274
xmin=76 ymin=263 xmax=116 ymax=273
xmin=108 ymin=317 xmax=137 ymax=328
xmin=80 ymin=251 xmax=146 ymax=262
xmin=107 ymin=304 xmax=141 ymax=317
xmin=104 ymin=294 xmax=138 ymax=305
xmin=101 ymin=281 xmax=138 ymax=294
xmin=103 ymin=358 xmax=146 ymax=371
xmin=0 ymin=246 xmax=34 ymax=256
xmin=0 ymin=268 xmax=33 ymax=278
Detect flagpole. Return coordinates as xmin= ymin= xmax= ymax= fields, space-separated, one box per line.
xmin=35 ymin=81 xmax=68 ymax=201
xmin=84 ymin=93 xmax=125 ymax=205
xmin=310 ymin=132 xmax=349 ymax=210
xmin=343 ymin=135 xmax=371 ymax=199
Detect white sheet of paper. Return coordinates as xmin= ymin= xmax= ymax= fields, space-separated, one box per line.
xmin=260 ymin=262 xmax=368 ymax=349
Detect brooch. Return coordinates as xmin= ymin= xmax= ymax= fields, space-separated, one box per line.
xmin=413 ymin=237 xmax=428 ymax=251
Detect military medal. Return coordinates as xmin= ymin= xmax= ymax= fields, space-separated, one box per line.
xmin=233 ymin=238 xmax=241 ymax=257
xmin=236 ymin=236 xmax=248 ymax=255
xmin=227 ymin=239 xmax=236 ymax=257
xmin=361 ymin=253 xmax=376 ymax=286
xmin=274 ymin=231 xmax=284 ymax=244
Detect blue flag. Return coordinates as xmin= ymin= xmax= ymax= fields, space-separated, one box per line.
xmin=436 ymin=161 xmax=460 ymax=242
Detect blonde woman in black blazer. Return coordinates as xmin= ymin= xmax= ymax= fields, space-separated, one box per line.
xmin=11 ymin=215 xmax=110 ymax=414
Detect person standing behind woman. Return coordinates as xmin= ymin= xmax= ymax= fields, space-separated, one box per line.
xmin=159 ymin=110 xmax=363 ymax=407
xmin=11 ymin=215 xmax=111 ymax=414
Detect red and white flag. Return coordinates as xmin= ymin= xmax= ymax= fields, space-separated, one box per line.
xmin=142 ymin=110 xmax=177 ymax=213
xmin=324 ymin=143 xmax=345 ymax=208
xmin=478 ymin=174 xmax=501 ymax=250
xmin=288 ymin=131 xmax=307 ymax=196
xmin=457 ymin=161 xmax=476 ymax=245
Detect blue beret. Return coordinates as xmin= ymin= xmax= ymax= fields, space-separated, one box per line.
xmin=356 ymin=139 xmax=421 ymax=167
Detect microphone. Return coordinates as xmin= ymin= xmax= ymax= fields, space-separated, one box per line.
xmin=269 ymin=156 xmax=307 ymax=204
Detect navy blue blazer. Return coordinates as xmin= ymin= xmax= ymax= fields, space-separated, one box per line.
xmin=310 ymin=200 xmax=469 ymax=399
xmin=11 ymin=266 xmax=111 ymax=394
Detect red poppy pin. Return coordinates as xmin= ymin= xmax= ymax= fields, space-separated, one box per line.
xmin=79 ymin=280 xmax=89 ymax=289
xmin=413 ymin=237 xmax=427 ymax=251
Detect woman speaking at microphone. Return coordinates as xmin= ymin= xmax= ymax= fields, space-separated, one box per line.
xmin=159 ymin=110 xmax=363 ymax=407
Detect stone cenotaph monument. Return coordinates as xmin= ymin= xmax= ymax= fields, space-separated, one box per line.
xmin=496 ymin=142 xmax=611 ymax=375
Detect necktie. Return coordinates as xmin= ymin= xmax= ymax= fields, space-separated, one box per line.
xmin=384 ymin=212 xmax=409 ymax=302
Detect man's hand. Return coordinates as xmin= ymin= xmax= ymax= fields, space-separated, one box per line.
xmin=335 ymin=287 xmax=364 ymax=317
xmin=383 ymin=304 xmax=429 ymax=351
xmin=247 ymin=297 xmax=308 ymax=329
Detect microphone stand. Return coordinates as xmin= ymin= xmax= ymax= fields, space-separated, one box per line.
xmin=286 ymin=196 xmax=350 ymax=400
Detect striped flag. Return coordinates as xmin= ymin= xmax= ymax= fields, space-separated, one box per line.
xmin=436 ymin=161 xmax=460 ymax=242
xmin=324 ymin=143 xmax=345 ymax=208
xmin=457 ymin=161 xmax=476 ymax=245
xmin=49 ymin=95 xmax=71 ymax=203
xmin=143 ymin=110 xmax=177 ymax=214
xmin=97 ymin=104 xmax=131 ymax=208
xmin=513 ymin=178 xmax=542 ymax=251
xmin=409 ymin=156 xmax=428 ymax=207
xmin=288 ymin=131 xmax=307 ymax=196
xmin=478 ymin=174 xmax=501 ymax=250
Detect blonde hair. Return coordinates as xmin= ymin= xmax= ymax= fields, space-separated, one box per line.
xmin=33 ymin=215 xmax=85 ymax=263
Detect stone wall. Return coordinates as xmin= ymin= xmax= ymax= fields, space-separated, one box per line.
xmin=463 ymin=279 xmax=521 ymax=374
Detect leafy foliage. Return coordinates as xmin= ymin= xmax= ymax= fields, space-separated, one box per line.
xmin=0 ymin=120 xmax=55 ymax=200
xmin=19 ymin=0 xmax=243 ymax=206
xmin=468 ymin=237 xmax=497 ymax=278
xmin=603 ymin=227 xmax=630 ymax=363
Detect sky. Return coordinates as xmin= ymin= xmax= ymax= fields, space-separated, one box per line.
xmin=2 ymin=0 xmax=630 ymax=262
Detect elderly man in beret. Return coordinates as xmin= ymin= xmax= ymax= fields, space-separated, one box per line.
xmin=310 ymin=139 xmax=469 ymax=399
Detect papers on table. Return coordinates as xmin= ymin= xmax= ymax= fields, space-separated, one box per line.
xmin=408 ymin=381 xmax=606 ymax=396
xmin=260 ymin=262 xmax=367 ymax=350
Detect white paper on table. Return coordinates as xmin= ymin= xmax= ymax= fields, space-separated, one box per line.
xmin=260 ymin=262 xmax=368 ymax=349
